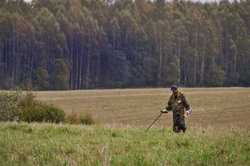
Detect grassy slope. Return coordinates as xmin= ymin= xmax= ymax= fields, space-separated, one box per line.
xmin=0 ymin=123 xmax=249 ymax=166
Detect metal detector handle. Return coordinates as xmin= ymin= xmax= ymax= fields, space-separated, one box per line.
xmin=146 ymin=112 xmax=163 ymax=132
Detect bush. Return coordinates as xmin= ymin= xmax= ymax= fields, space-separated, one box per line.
xmin=0 ymin=91 xmax=98 ymax=125
xmin=66 ymin=112 xmax=94 ymax=125
xmin=18 ymin=93 xmax=65 ymax=123
xmin=42 ymin=105 xmax=65 ymax=123
xmin=0 ymin=91 xmax=65 ymax=123
xmin=19 ymin=103 xmax=65 ymax=123
xmin=79 ymin=113 xmax=95 ymax=125
xmin=0 ymin=92 xmax=21 ymax=121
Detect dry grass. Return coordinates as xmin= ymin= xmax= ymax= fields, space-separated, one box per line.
xmin=34 ymin=88 xmax=250 ymax=129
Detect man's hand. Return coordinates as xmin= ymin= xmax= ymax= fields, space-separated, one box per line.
xmin=185 ymin=108 xmax=192 ymax=117
xmin=161 ymin=108 xmax=168 ymax=113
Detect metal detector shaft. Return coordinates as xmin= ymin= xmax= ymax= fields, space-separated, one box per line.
xmin=146 ymin=112 xmax=163 ymax=132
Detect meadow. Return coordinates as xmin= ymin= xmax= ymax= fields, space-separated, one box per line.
xmin=0 ymin=123 xmax=249 ymax=166
xmin=0 ymin=88 xmax=250 ymax=165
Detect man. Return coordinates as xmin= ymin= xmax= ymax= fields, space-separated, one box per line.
xmin=161 ymin=85 xmax=192 ymax=133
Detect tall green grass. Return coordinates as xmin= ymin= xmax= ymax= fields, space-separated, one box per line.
xmin=0 ymin=123 xmax=249 ymax=166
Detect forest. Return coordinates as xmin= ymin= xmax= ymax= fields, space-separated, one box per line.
xmin=0 ymin=0 xmax=250 ymax=90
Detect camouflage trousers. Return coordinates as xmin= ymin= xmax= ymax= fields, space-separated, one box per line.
xmin=173 ymin=113 xmax=186 ymax=133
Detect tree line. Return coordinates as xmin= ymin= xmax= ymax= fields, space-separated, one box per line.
xmin=0 ymin=0 xmax=250 ymax=90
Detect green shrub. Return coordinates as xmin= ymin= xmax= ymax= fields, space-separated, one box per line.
xmin=19 ymin=103 xmax=65 ymax=123
xmin=43 ymin=104 xmax=65 ymax=123
xmin=18 ymin=93 xmax=65 ymax=123
xmin=0 ymin=92 xmax=20 ymax=121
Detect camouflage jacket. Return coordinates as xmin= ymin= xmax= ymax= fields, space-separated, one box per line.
xmin=166 ymin=91 xmax=190 ymax=115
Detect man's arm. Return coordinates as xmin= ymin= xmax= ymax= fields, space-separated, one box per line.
xmin=166 ymin=95 xmax=173 ymax=111
xmin=181 ymin=94 xmax=192 ymax=115
xmin=161 ymin=95 xmax=172 ymax=113
xmin=181 ymin=94 xmax=190 ymax=110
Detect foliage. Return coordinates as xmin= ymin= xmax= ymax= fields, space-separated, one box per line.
xmin=0 ymin=0 xmax=250 ymax=89
xmin=33 ymin=67 xmax=49 ymax=90
xmin=18 ymin=93 xmax=65 ymax=123
xmin=51 ymin=58 xmax=70 ymax=90
xmin=0 ymin=92 xmax=20 ymax=121
xmin=0 ymin=92 xmax=65 ymax=123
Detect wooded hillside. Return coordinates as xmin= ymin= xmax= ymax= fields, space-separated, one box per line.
xmin=0 ymin=0 xmax=250 ymax=90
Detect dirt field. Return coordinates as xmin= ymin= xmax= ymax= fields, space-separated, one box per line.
xmin=35 ymin=88 xmax=250 ymax=129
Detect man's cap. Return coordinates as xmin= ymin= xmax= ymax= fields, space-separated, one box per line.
xmin=170 ymin=85 xmax=178 ymax=91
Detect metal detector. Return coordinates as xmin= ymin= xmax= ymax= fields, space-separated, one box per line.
xmin=146 ymin=112 xmax=164 ymax=132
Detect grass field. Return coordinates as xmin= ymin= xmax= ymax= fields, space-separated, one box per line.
xmin=1 ymin=88 xmax=250 ymax=165
xmin=0 ymin=123 xmax=249 ymax=166
xmin=35 ymin=88 xmax=250 ymax=129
